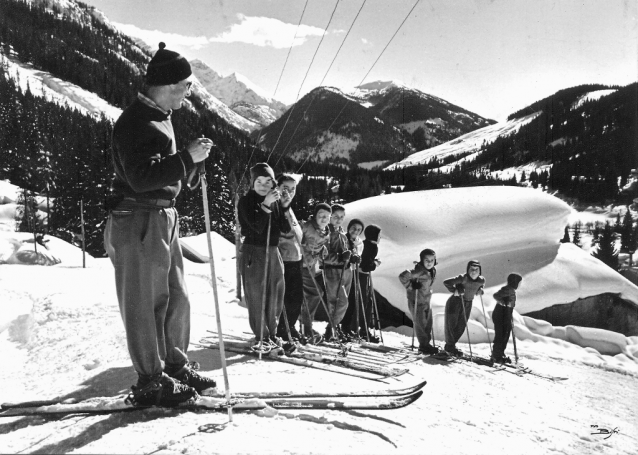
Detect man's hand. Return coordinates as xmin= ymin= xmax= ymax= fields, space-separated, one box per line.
xmin=187 ymin=137 xmax=213 ymax=163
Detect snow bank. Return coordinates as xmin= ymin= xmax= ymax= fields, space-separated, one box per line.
xmin=343 ymin=186 xmax=638 ymax=314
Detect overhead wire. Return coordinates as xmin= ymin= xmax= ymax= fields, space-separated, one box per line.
xmin=266 ymin=0 xmax=341 ymax=162
xmin=239 ymin=0 xmax=310 ymax=186
xmin=296 ymin=0 xmax=421 ymax=173
xmin=273 ymin=0 xmax=368 ymax=167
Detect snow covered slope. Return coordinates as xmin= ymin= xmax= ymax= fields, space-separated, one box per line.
xmin=385 ymin=112 xmax=541 ymax=170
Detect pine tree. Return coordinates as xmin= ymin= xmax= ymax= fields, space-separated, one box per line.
xmin=572 ymin=222 xmax=582 ymax=248
xmin=592 ymin=222 xmax=619 ymax=270
xmin=620 ymin=208 xmax=633 ymax=252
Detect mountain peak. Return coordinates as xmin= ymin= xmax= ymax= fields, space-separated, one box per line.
xmin=356 ymin=80 xmax=406 ymax=92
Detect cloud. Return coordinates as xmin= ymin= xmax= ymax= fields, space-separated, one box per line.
xmin=209 ymin=14 xmax=325 ymax=48
xmin=113 ymin=22 xmax=209 ymax=50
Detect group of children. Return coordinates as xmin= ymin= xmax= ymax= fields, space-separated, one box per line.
xmin=399 ymin=251 xmax=523 ymax=363
xmin=238 ymin=163 xmax=521 ymax=362
xmin=238 ymin=163 xmax=382 ymax=352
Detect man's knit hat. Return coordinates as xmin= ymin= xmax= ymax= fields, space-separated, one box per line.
xmin=313 ymin=203 xmax=332 ymax=217
xmin=250 ymin=163 xmax=276 ymax=187
xmin=507 ymin=273 xmax=523 ymax=289
xmin=363 ymin=224 xmax=381 ymax=242
xmin=146 ymin=42 xmax=192 ymax=86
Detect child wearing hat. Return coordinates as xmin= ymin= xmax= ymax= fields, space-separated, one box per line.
xmin=442 ymin=260 xmax=486 ymax=357
xmin=398 ymin=248 xmax=438 ymax=355
xmin=355 ymin=224 xmax=382 ymax=341
xmin=322 ymin=205 xmax=356 ymax=341
xmin=299 ymin=203 xmax=332 ymax=342
xmin=491 ymin=273 xmax=523 ymax=364
xmin=340 ymin=219 xmax=368 ymax=339
xmin=237 ymin=163 xmax=291 ymax=350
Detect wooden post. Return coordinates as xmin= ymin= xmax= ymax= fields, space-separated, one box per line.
xmin=80 ymin=199 xmax=86 ymax=268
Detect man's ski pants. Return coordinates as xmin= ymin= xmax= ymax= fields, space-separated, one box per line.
xmin=408 ymin=297 xmax=433 ymax=348
xmin=104 ymin=203 xmax=190 ymax=378
xmin=492 ymin=304 xmax=513 ymax=358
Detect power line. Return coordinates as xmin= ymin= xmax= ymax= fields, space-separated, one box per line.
xmin=238 ymin=0 xmax=310 ymax=186
xmin=273 ymin=0 xmax=368 ymax=167
xmin=296 ymin=0 xmax=421 ymax=173
xmin=266 ymin=0 xmax=341 ymax=162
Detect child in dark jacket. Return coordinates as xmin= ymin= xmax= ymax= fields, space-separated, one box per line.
xmin=491 ymin=273 xmax=523 ymax=363
xmin=347 ymin=224 xmax=382 ymax=341
xmin=237 ymin=163 xmax=291 ymax=349
xmin=442 ymin=260 xmax=486 ymax=357
xmin=398 ymin=248 xmax=438 ymax=355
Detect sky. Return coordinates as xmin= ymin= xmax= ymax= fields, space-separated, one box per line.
xmin=82 ymin=0 xmax=636 ymax=121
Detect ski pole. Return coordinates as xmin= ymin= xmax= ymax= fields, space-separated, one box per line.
xmin=510 ymin=310 xmax=519 ymax=364
xmin=459 ymin=296 xmax=473 ymax=360
xmin=479 ymin=294 xmax=493 ymax=356
xmin=258 ymin=215 xmax=272 ymax=360
xmin=430 ymin=305 xmax=438 ymax=351
xmin=306 ymin=263 xmax=341 ymax=346
xmin=200 ymin=164 xmax=233 ymax=422
xmin=410 ymin=295 xmax=416 ymax=350
xmin=354 ymin=265 xmax=361 ymax=338
xmin=356 ymin=270 xmax=370 ymax=342
xmin=368 ymin=274 xmax=384 ymax=344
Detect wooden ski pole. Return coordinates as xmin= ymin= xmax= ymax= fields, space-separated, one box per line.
xmin=356 ymin=269 xmax=370 ymax=342
xmin=200 ymin=165 xmax=233 ymax=422
xmin=459 ymin=296 xmax=473 ymax=361
xmin=510 ymin=310 xmax=519 ymax=364
xmin=368 ymin=274 xmax=384 ymax=344
xmin=479 ymin=294 xmax=493 ymax=356
xmin=258 ymin=215 xmax=272 ymax=360
xmin=305 ymin=263 xmax=340 ymax=345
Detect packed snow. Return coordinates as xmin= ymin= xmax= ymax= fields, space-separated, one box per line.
xmin=0 ymin=185 xmax=637 ymax=454
xmin=571 ymin=90 xmax=617 ymax=110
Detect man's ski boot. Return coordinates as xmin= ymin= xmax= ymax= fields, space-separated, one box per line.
xmin=445 ymin=346 xmax=463 ymax=358
xmin=168 ymin=363 xmax=217 ymax=395
xmin=127 ymin=373 xmax=199 ymax=407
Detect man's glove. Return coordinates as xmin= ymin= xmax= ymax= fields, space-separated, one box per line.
xmin=455 ymin=283 xmax=465 ymax=294
xmin=350 ymin=254 xmax=361 ymax=264
xmin=477 ymin=287 xmax=484 ymax=296
xmin=340 ymin=250 xmax=352 ymax=263
xmin=320 ymin=245 xmax=328 ymax=258
xmin=411 ymin=279 xmax=422 ymax=290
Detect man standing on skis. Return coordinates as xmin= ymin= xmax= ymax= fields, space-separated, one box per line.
xmin=104 ymin=42 xmax=216 ymax=407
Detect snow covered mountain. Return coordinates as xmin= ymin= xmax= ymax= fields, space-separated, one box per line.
xmin=255 ymin=82 xmax=494 ymax=168
xmin=384 ymin=83 xmax=637 ymax=205
xmin=190 ymin=60 xmax=287 ymax=129
xmin=351 ymin=80 xmax=495 ymax=146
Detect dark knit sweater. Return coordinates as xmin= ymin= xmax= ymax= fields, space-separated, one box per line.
xmin=111 ymin=98 xmax=196 ymax=200
xmin=238 ymin=190 xmax=290 ymax=247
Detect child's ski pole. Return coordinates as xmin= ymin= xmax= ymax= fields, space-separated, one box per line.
xmin=368 ymin=273 xmax=384 ymax=344
xmin=479 ymin=294 xmax=493 ymax=356
xmin=510 ymin=311 xmax=519 ymax=364
xmin=459 ymin=296 xmax=473 ymax=361
xmin=258 ymin=215 xmax=272 ymax=360
xmin=306 ymin=263 xmax=341 ymax=345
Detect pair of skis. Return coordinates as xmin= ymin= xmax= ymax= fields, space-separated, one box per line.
xmin=0 ymin=381 xmax=426 ymax=417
